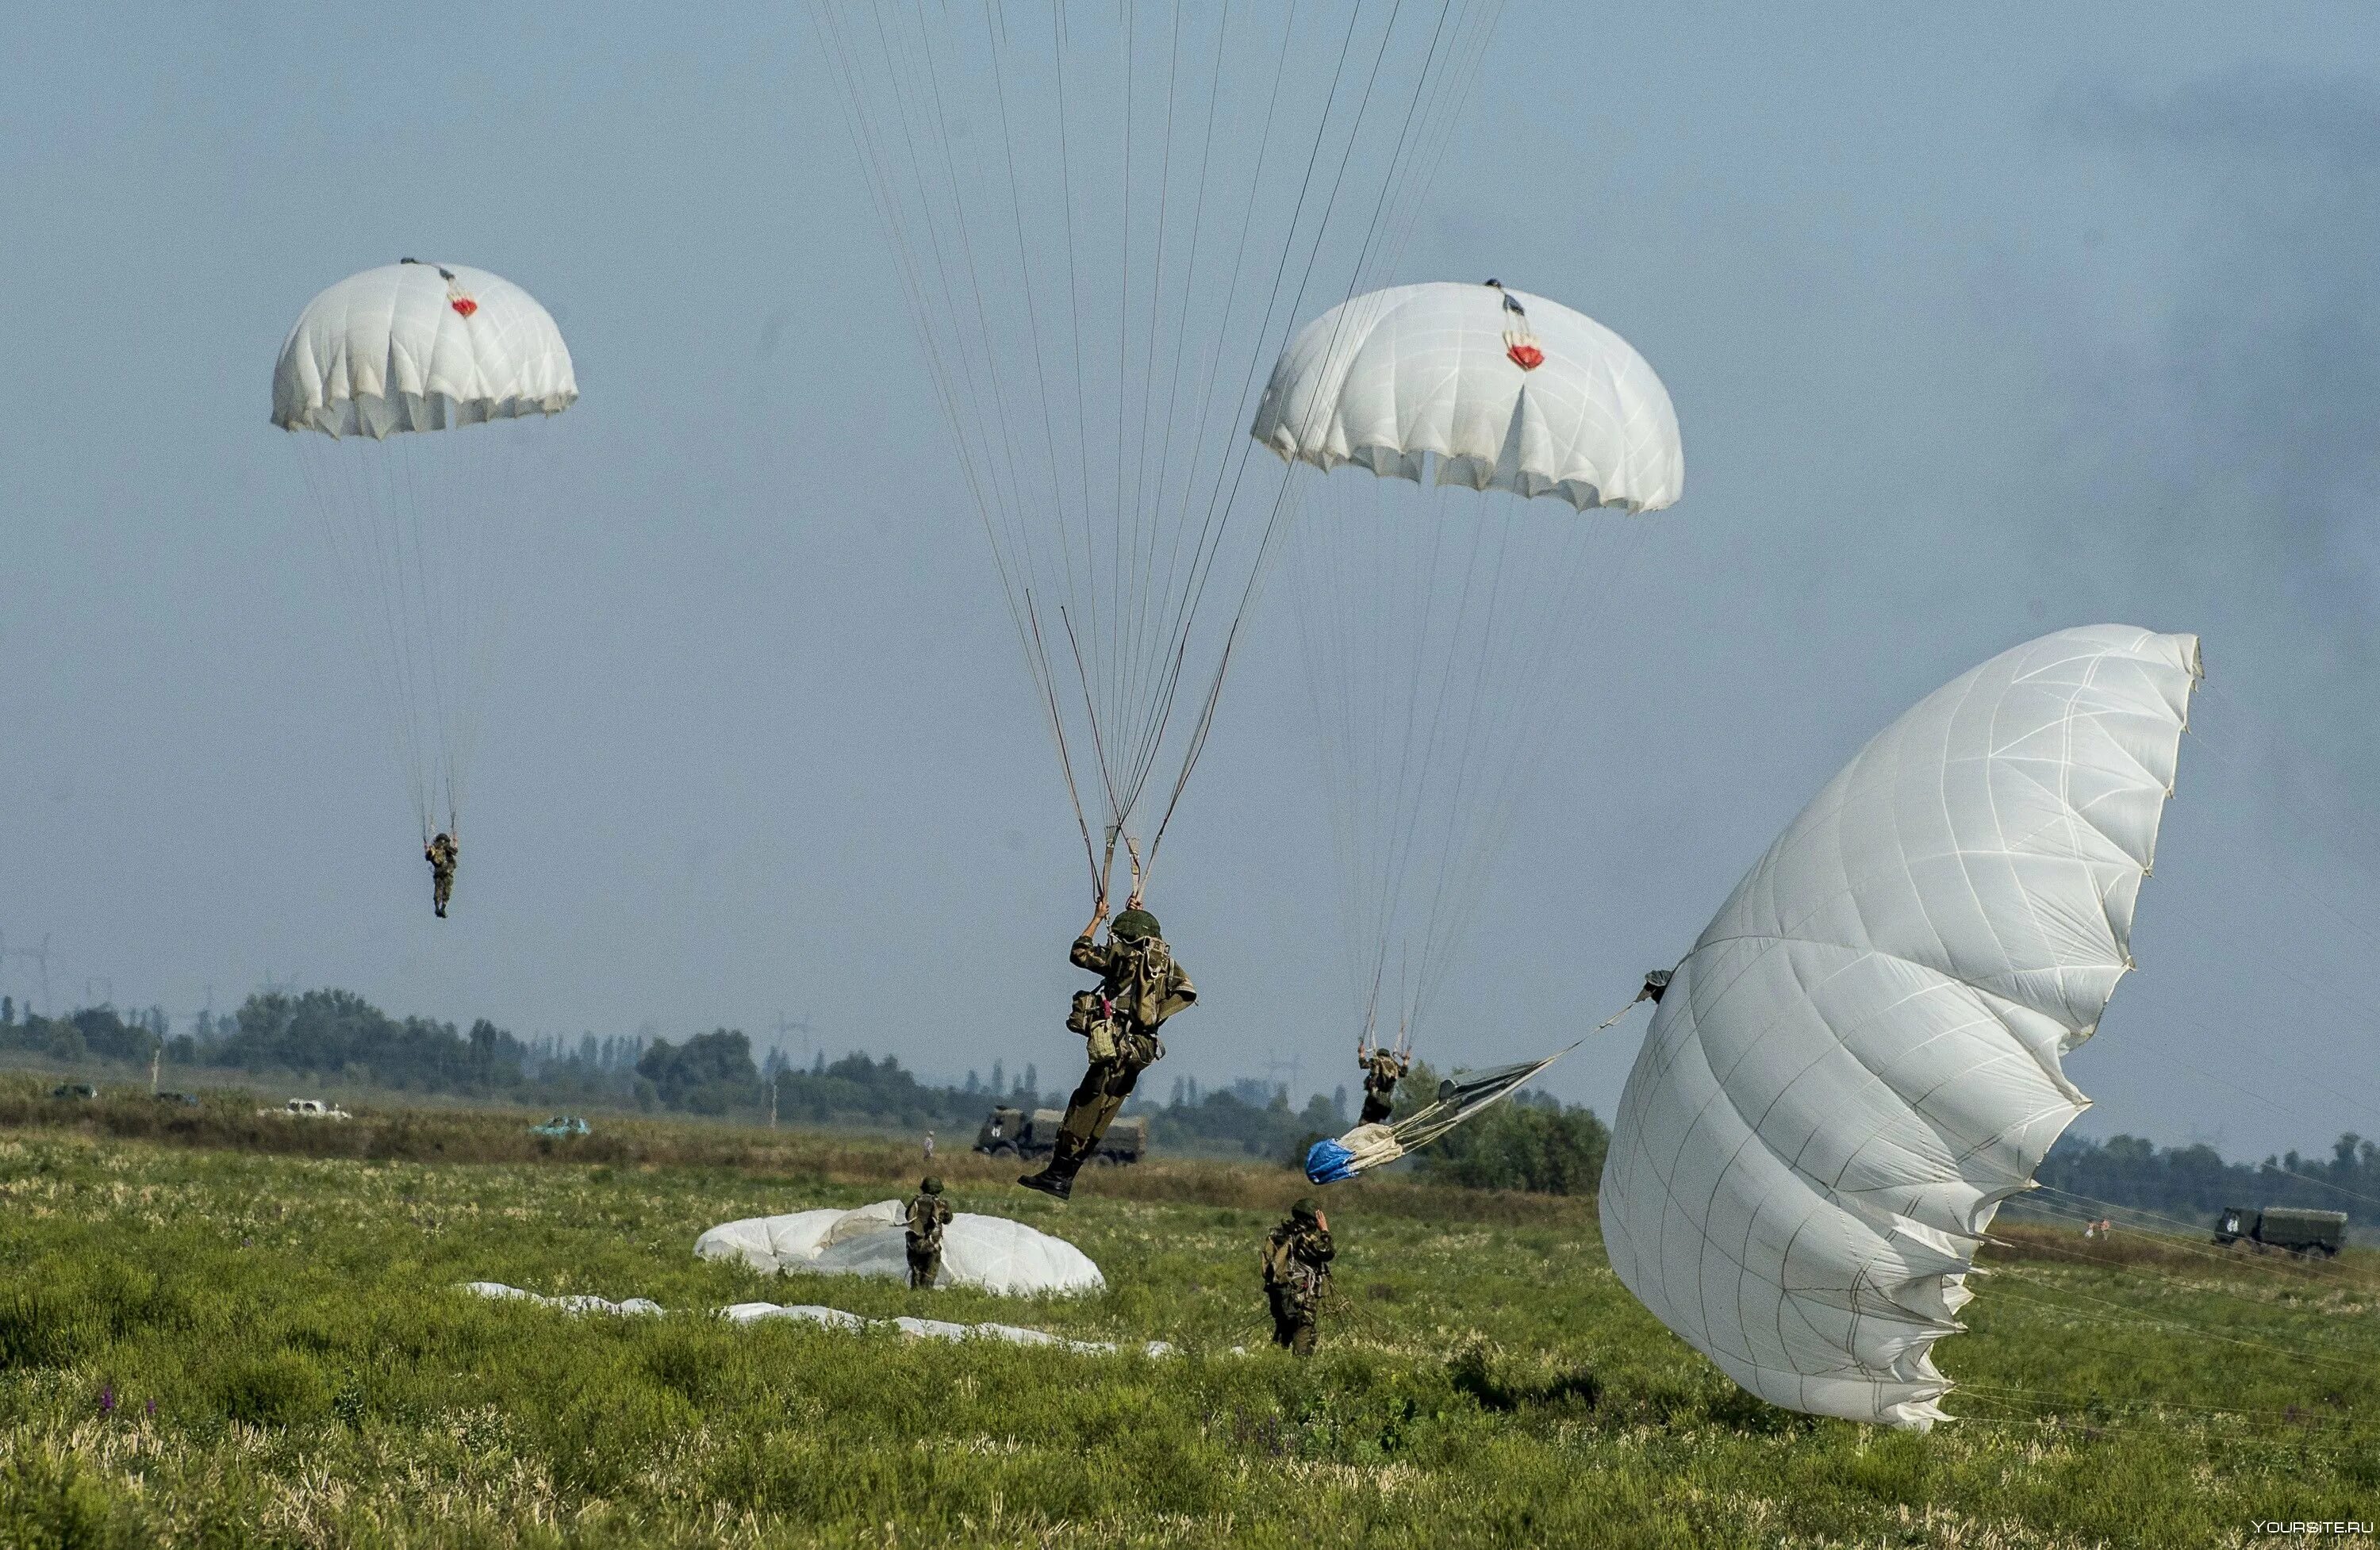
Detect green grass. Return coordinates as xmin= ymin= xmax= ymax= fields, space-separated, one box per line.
xmin=0 ymin=1126 xmax=2374 ymax=1548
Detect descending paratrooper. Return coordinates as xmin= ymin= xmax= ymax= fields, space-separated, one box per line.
xmin=425 ymin=832 xmax=459 ymax=919
xmin=1356 ymin=1040 xmax=1411 ymax=1126
xmin=1019 ymin=892 xmax=1196 ymax=1203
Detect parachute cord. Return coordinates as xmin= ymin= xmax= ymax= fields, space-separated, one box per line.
xmin=1150 ymin=0 xmax=1483 ymax=873
xmin=1593 ymin=992 xmax=1649 ymax=1032
xmin=1057 ymin=603 xmax=1128 ymax=836
xmin=1023 ymin=597 xmax=1100 ymax=897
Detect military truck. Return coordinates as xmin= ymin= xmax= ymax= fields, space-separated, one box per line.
xmin=973 ymin=1106 xmax=1148 ymax=1165
xmin=2214 ymin=1205 xmax=2347 ymax=1258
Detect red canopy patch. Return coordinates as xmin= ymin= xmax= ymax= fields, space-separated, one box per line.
xmin=450 ymin=297 xmax=479 ymax=319
xmin=1505 ymin=341 xmax=1543 ymax=371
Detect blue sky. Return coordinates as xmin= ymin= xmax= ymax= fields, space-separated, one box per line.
xmin=5 ymin=4 xmax=2378 ymax=1159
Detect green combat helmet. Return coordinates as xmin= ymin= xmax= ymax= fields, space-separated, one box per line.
xmin=1111 ymin=907 xmax=1161 ymax=941
xmin=1292 ymin=1197 xmax=1321 ymax=1224
xmin=920 ymin=1176 xmax=943 ymax=1195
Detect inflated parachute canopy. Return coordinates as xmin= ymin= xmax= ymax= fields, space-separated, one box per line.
xmin=1599 ymin=625 xmax=2199 ymax=1430
xmin=1250 ymin=282 xmax=1683 ymax=513
xmin=271 ymin=261 xmax=577 ymax=439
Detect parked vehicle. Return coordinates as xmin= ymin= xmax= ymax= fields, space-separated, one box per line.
xmin=529 ymin=1115 xmax=590 ymax=1139
xmin=49 ymin=1083 xmax=98 ymax=1101
xmin=2214 ymin=1205 xmax=2347 ymax=1258
xmin=972 ymin=1106 xmax=1146 ymax=1165
xmin=257 ymin=1098 xmax=352 ymax=1120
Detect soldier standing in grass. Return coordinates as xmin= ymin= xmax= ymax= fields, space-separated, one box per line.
xmin=906 ymin=1176 xmax=951 ymax=1289
xmin=1262 ymin=1198 xmax=1335 ymax=1355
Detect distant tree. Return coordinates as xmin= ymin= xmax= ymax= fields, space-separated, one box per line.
xmin=636 ymin=1029 xmax=760 ymax=1109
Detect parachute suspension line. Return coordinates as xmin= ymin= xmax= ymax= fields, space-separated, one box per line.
xmin=1021 ymin=597 xmax=1100 ymax=893
xmin=1149 ymin=0 xmax=1479 ymax=870
xmin=1131 ymin=0 xmax=1240 ymax=754
xmin=1117 ymin=0 xmax=1381 ymax=844
xmin=824 ymin=2 xmax=1134 ymax=872
xmin=813 ymin=2 xmax=1075 ymax=829
xmin=1151 ymin=0 xmax=1495 ymax=868
xmin=391 ymin=434 xmax=458 ymax=834
xmin=1126 ymin=0 xmax=1298 ymax=753
xmin=821 ymin=2 xmax=1495 ymax=896
xmin=297 ymin=439 xmax=427 ymax=842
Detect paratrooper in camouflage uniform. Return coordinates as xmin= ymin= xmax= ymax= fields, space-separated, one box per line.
xmin=1357 ymin=1042 xmax=1410 ymax=1126
xmin=1019 ymin=900 xmax=1196 ymax=1201
xmin=905 ymin=1176 xmax=951 ymax=1289
xmin=425 ymin=832 xmax=459 ymax=919
xmin=1263 ymin=1198 xmax=1335 ymax=1356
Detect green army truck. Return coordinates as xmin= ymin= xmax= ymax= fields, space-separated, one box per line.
xmin=973 ymin=1107 xmax=1148 ymax=1165
xmin=2214 ymin=1205 xmax=2347 ymax=1258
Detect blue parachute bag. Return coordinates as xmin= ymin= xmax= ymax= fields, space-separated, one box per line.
xmin=1303 ymin=1138 xmax=1359 ymax=1185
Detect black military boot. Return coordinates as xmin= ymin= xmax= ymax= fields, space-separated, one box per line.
xmin=1018 ymin=1142 xmax=1084 ymax=1200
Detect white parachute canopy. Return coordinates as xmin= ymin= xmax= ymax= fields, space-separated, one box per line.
xmin=1251 ymin=281 xmax=1683 ymax=1051
xmin=695 ymin=1202 xmax=1104 ymax=1297
xmin=271 ymin=261 xmax=576 ymax=438
xmin=271 ymin=260 xmax=577 ymax=842
xmin=1250 ymin=282 xmax=1683 ymax=513
xmin=1599 ymin=625 xmax=2199 ymax=1430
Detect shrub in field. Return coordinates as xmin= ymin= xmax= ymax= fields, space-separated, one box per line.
xmin=210 ymin=1350 xmax=332 ymax=1429
xmin=0 ymin=1444 xmax=137 ymax=1550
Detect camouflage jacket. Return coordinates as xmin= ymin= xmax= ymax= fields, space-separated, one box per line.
xmin=1261 ymin=1221 xmax=1334 ymax=1314
xmin=1069 ymin=933 xmax=1197 ymax=1032
xmin=426 ymin=837 xmax=458 ymax=870
xmin=1361 ymin=1049 xmax=1407 ymax=1096
xmin=904 ymin=1193 xmax=951 ymax=1250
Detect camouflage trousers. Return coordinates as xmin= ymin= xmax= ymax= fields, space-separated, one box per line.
xmin=1054 ymin=1047 xmax=1151 ymax=1158
xmin=432 ymin=869 xmax=455 ymax=912
xmin=1268 ymin=1291 xmax=1319 ymax=1356
xmin=906 ymin=1242 xmax=940 ymax=1289
xmin=1359 ymin=1089 xmax=1393 ymax=1126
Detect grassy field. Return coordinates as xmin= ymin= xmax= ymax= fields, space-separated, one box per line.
xmin=1 ymin=1118 xmax=2374 ymax=1548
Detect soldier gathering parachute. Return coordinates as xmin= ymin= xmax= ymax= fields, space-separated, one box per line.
xmin=271 ymin=259 xmax=577 ymax=913
xmin=1599 ymin=625 xmax=2200 ymax=1429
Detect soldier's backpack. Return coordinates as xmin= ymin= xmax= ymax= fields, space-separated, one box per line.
xmin=905 ymin=1195 xmax=946 ymax=1249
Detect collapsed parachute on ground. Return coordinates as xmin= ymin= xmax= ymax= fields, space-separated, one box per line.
xmin=694 ymin=1201 xmax=1104 ymax=1296
xmin=271 ymin=259 xmax=577 ymax=842
xmin=1305 ymin=1045 xmax=1576 ymax=1184
xmin=1599 ymin=625 xmax=2200 ymax=1430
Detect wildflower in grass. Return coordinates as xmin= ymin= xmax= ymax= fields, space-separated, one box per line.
xmin=98 ymin=1382 xmax=116 ymax=1417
